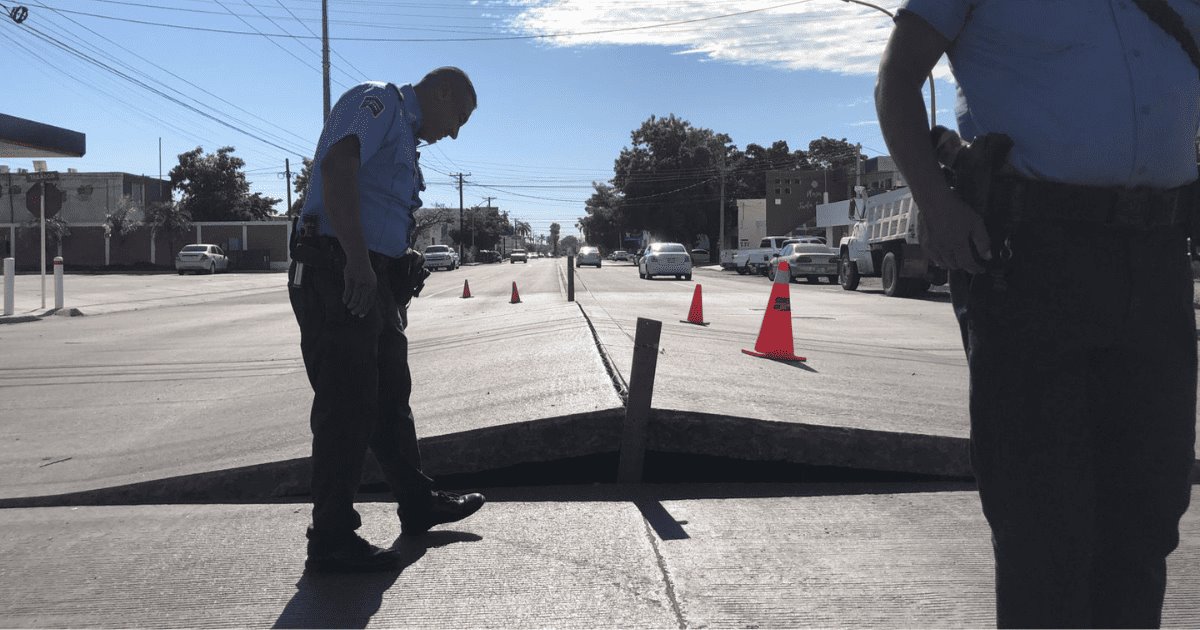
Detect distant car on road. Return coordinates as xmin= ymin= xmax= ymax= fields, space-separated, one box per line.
xmin=689 ymin=249 xmax=710 ymax=264
xmin=639 ymin=242 xmax=692 ymax=280
xmin=423 ymin=244 xmax=459 ymax=271
xmin=175 ymin=244 xmax=229 ymax=275
xmin=510 ymin=249 xmax=529 ymax=263
xmin=769 ymin=242 xmax=840 ymax=284
xmin=477 ymin=249 xmax=501 ymax=264
xmin=608 ymin=250 xmax=628 ymax=262
xmin=576 ymin=246 xmax=602 ymax=268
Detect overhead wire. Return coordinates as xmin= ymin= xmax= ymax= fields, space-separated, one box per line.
xmin=26 ymin=3 xmax=313 ymax=159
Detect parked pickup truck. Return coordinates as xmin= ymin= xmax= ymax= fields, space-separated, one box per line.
xmin=733 ymin=236 xmax=825 ymax=275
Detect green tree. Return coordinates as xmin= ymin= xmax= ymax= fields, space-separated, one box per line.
xmin=449 ymin=206 xmax=513 ymax=251
xmin=578 ymin=181 xmax=624 ymax=250
xmin=806 ymin=137 xmax=864 ymax=171
xmin=288 ymin=158 xmax=313 ymax=217
xmin=549 ymin=222 xmax=561 ymax=255
xmin=104 ymin=195 xmax=142 ymax=244
xmin=169 ymin=146 xmax=281 ymax=221
xmin=144 ymin=200 xmax=192 ymax=262
xmin=513 ymin=219 xmax=532 ymax=245
xmin=613 ymin=114 xmax=731 ymax=249
xmin=25 ymin=214 xmax=71 ymax=257
xmin=559 ymin=234 xmax=580 ymax=255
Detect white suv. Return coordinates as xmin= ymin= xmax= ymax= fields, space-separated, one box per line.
xmin=423 ymin=244 xmax=459 ymax=271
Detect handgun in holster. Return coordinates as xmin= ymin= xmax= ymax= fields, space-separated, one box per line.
xmin=290 ymin=214 xmax=329 ymax=287
xmin=930 ymin=125 xmax=1016 ymax=268
xmin=389 ymin=249 xmax=430 ymax=306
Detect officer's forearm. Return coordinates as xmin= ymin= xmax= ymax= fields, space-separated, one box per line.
xmin=875 ymin=13 xmax=956 ymax=211
xmin=321 ymin=142 xmax=370 ymax=265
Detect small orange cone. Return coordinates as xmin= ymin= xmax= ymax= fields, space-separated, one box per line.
xmin=680 ymin=284 xmax=709 ymax=326
xmin=510 ymin=281 xmax=522 ymax=304
xmin=742 ymin=261 xmax=806 ymax=362
xmin=461 ymin=279 xmax=473 ymax=298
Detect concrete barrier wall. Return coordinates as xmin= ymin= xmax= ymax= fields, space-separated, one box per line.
xmin=0 ymin=221 xmax=290 ymax=270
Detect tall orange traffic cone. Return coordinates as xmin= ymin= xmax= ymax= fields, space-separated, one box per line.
xmin=510 ymin=281 xmax=522 ymax=304
xmin=742 ymin=261 xmax=806 ymax=362
xmin=461 ymin=279 xmax=473 ymax=298
xmin=680 ymin=284 xmax=709 ymax=326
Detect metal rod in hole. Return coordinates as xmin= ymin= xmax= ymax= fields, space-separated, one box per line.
xmin=53 ymin=256 xmax=63 ymax=310
xmin=618 ymin=317 xmax=662 ymax=483
xmin=567 ymin=255 xmax=575 ymax=302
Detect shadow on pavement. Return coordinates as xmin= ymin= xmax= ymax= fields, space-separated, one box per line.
xmin=272 ymin=531 xmax=481 ymax=629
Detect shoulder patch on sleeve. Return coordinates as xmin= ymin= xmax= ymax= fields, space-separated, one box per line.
xmin=361 ymin=95 xmax=385 ymax=118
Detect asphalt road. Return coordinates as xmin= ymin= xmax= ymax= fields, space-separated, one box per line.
xmin=1 ymin=258 xmax=1195 ymax=501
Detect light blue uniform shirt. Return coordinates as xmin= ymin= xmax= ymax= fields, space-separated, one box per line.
xmin=901 ymin=0 xmax=1200 ymax=188
xmin=301 ymin=82 xmax=425 ymax=257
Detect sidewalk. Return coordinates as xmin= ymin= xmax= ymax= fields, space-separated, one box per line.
xmin=1 ymin=484 xmax=1197 ymax=628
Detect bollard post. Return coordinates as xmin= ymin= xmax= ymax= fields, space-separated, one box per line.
xmin=567 ymin=255 xmax=575 ymax=302
xmin=618 ymin=317 xmax=662 ymax=483
xmin=3 ymin=257 xmax=13 ymax=316
xmin=53 ymin=256 xmax=64 ymax=310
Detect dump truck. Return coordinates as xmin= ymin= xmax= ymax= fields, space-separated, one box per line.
xmin=837 ymin=187 xmax=947 ymax=297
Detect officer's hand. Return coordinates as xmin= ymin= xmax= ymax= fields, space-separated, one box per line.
xmin=918 ymin=189 xmax=991 ymax=274
xmin=342 ymin=257 xmax=377 ymax=317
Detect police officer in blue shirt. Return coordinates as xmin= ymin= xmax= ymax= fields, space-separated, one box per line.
xmin=290 ymin=66 xmax=483 ymax=573
xmin=877 ymin=2 xmax=1199 ymax=627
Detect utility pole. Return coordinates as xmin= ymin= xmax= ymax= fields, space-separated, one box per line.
xmin=321 ymin=0 xmax=331 ymax=121
xmin=717 ymin=151 xmax=731 ymax=258
xmin=284 ymin=158 xmax=293 ymax=212
xmin=453 ymin=172 xmax=470 ymax=259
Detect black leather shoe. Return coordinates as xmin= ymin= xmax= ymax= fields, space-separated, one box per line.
xmin=400 ymin=490 xmax=486 ymax=536
xmin=305 ymin=528 xmax=402 ymax=573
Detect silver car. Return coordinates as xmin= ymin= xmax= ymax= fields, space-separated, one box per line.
xmin=423 ymin=244 xmax=459 ymax=271
xmin=175 ymin=244 xmax=229 ymax=275
xmin=638 ymin=242 xmax=692 ymax=280
xmin=575 ymin=246 xmax=602 ymax=268
xmin=769 ymin=242 xmax=840 ymax=283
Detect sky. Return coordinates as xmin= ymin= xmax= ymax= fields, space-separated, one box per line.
xmin=1 ymin=0 xmax=950 ymax=239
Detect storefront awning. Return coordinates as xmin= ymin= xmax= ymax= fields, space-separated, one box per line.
xmin=0 ymin=113 xmax=85 ymax=158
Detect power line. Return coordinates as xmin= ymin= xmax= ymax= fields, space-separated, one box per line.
xmin=33 ymin=0 xmax=818 ymax=42
xmin=28 ymin=3 xmax=314 ymax=156
xmin=9 ymin=19 xmax=309 ymax=157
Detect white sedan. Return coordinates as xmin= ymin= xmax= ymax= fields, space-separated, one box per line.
xmin=769 ymin=242 xmax=840 ymax=283
xmin=638 ymin=242 xmax=692 ymax=280
xmin=175 ymin=244 xmax=230 ymax=274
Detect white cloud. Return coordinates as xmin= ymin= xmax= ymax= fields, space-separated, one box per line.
xmin=504 ymin=0 xmax=953 ymax=78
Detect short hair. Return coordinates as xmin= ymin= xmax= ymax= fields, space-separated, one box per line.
xmin=421 ymin=66 xmax=476 ymax=111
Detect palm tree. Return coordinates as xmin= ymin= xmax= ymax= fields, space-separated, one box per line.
xmin=514 ymin=219 xmax=532 ymax=247
xmin=549 ymin=222 xmax=561 ymax=256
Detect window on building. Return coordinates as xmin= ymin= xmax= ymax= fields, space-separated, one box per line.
xmin=785 ymin=188 xmax=791 ymax=194
xmin=775 ymin=178 xmax=780 ymax=185
xmin=774 ymin=188 xmax=780 ymax=194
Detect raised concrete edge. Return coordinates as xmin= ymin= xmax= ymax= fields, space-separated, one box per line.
xmin=3 ymin=407 xmax=1194 ymax=508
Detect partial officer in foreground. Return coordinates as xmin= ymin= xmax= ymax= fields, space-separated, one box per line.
xmin=290 ymin=66 xmax=484 ymax=573
xmin=877 ymin=2 xmax=1198 ymax=627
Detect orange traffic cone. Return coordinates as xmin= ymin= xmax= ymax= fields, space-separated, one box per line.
xmin=510 ymin=281 xmax=522 ymax=304
xmin=742 ymin=261 xmax=806 ymax=362
xmin=461 ymin=279 xmax=473 ymax=299
xmin=680 ymin=284 xmax=709 ymax=326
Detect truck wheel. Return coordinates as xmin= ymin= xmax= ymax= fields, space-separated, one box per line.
xmin=839 ymin=254 xmax=860 ymax=291
xmin=882 ymin=252 xmax=907 ymax=297
xmin=737 ymin=266 xmax=749 ymax=275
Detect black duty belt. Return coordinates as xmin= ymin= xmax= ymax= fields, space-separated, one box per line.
xmin=1002 ymin=176 xmax=1195 ymax=229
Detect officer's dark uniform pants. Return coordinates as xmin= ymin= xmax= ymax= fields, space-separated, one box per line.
xmin=288 ymin=252 xmax=433 ymax=536
xmin=950 ymin=221 xmax=1196 ymax=628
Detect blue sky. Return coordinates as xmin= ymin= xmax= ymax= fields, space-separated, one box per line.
xmin=1 ymin=0 xmax=948 ymax=238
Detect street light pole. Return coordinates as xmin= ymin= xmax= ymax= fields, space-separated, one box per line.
xmin=840 ymin=0 xmax=936 ymax=127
